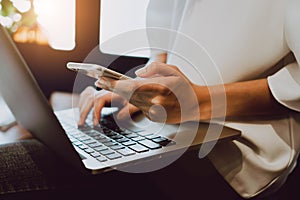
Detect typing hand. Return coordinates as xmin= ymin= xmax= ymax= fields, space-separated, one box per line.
xmin=78 ymin=87 xmax=140 ymax=126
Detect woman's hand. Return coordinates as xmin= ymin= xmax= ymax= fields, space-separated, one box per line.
xmin=78 ymin=87 xmax=140 ymax=126
xmin=78 ymin=52 xmax=168 ymax=126
xmin=96 ymin=62 xmax=205 ymax=124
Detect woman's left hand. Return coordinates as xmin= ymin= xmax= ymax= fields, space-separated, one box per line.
xmin=95 ymin=62 xmax=210 ymax=124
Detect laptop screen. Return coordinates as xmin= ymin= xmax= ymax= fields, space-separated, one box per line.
xmin=0 ymin=26 xmax=84 ymax=170
xmin=99 ymin=0 xmax=150 ymax=57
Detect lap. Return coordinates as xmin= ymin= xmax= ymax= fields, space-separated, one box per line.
xmin=0 ymin=139 xmax=242 ymax=200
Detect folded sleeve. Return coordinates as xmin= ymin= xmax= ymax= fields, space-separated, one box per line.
xmin=268 ymin=63 xmax=300 ymax=111
xmin=267 ymin=0 xmax=300 ymax=112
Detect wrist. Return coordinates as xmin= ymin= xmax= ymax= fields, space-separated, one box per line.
xmin=192 ymin=84 xmax=212 ymax=121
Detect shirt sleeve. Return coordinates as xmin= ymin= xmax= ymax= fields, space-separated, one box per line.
xmin=267 ymin=0 xmax=300 ymax=112
xmin=268 ymin=62 xmax=300 ymax=111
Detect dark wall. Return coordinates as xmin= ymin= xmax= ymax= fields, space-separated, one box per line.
xmin=15 ymin=0 xmax=148 ymax=98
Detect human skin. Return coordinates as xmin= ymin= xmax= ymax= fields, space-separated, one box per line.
xmin=78 ymin=61 xmax=291 ymax=126
xmin=92 ymin=62 xmax=291 ymax=124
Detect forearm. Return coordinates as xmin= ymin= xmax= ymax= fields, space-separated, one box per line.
xmin=194 ymin=79 xmax=292 ymax=121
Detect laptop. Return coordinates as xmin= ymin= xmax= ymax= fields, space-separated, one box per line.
xmin=0 ymin=25 xmax=240 ymax=174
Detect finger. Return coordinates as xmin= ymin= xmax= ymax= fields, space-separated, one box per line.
xmin=117 ymin=103 xmax=140 ymax=121
xmin=78 ymin=87 xmax=97 ymax=126
xmin=79 ymin=87 xmax=111 ymax=126
xmin=93 ymin=93 xmax=125 ymax=125
xmin=97 ymin=77 xmax=174 ymax=107
xmin=78 ymin=86 xmax=95 ymax=109
xmin=95 ymin=77 xmax=117 ymax=92
xmin=96 ymin=78 xmax=137 ymax=100
xmin=99 ymin=79 xmax=169 ymax=106
xmin=135 ymin=62 xmax=181 ymax=78
xmin=93 ymin=97 xmax=107 ymax=126
xmin=78 ymin=97 xmax=94 ymax=126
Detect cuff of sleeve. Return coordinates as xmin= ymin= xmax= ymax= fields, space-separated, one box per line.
xmin=267 ymin=62 xmax=300 ymax=112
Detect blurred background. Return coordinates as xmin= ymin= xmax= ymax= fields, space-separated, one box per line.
xmin=0 ymin=0 xmax=148 ymax=98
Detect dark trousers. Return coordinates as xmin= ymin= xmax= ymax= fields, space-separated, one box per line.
xmin=0 ymin=139 xmax=298 ymax=200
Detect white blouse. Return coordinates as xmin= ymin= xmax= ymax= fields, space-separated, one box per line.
xmin=146 ymin=0 xmax=300 ymax=198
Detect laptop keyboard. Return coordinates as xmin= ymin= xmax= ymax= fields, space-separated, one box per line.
xmin=60 ymin=116 xmax=175 ymax=163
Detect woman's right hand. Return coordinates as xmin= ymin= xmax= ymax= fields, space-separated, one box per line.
xmin=78 ymin=86 xmax=140 ymax=126
xmin=78 ymin=52 xmax=167 ymax=126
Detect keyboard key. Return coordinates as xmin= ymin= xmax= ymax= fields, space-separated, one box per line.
xmin=85 ymin=130 xmax=100 ymax=137
xmin=138 ymin=140 xmax=161 ymax=150
xmin=96 ymin=156 xmax=107 ymax=162
xmin=88 ymin=142 xmax=102 ymax=148
xmin=72 ymin=141 xmax=82 ymax=146
xmin=82 ymin=139 xmax=96 ymax=145
xmin=100 ymin=149 xmax=115 ymax=155
xmin=78 ymin=125 xmax=92 ymax=132
xmin=122 ymin=141 xmax=136 ymax=146
xmin=125 ymin=133 xmax=139 ymax=138
xmin=140 ymin=132 xmax=154 ymax=136
xmin=111 ymin=144 xmax=125 ymax=150
xmin=94 ymin=146 xmax=108 ymax=152
xmin=103 ymin=141 xmax=118 ymax=147
xmin=111 ymin=127 xmax=122 ymax=132
xmin=90 ymin=152 xmax=101 ymax=158
xmin=116 ymin=138 xmax=130 ymax=143
xmin=105 ymin=132 xmax=117 ymax=137
xmin=92 ymin=135 xmax=106 ymax=140
xmin=117 ymin=148 xmax=135 ymax=156
xmin=119 ymin=129 xmax=132 ymax=135
xmin=98 ymin=138 xmax=112 ymax=143
xmin=77 ymin=135 xmax=90 ymax=141
xmin=72 ymin=133 xmax=86 ymax=138
xmin=77 ymin=144 xmax=89 ymax=149
xmin=152 ymin=137 xmax=176 ymax=146
xmin=67 ymin=131 xmax=79 ymax=136
xmin=102 ymin=128 xmax=112 ymax=134
xmin=152 ymin=137 xmax=167 ymax=143
xmin=145 ymin=134 xmax=160 ymax=140
xmin=84 ymin=148 xmax=95 ymax=153
xmin=106 ymin=153 xmax=122 ymax=160
xmin=109 ymin=134 xmax=123 ymax=140
xmin=129 ymin=144 xmax=149 ymax=153
xmin=131 ymin=136 xmax=145 ymax=141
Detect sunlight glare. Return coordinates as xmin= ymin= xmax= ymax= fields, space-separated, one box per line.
xmin=34 ymin=0 xmax=75 ymax=50
xmin=12 ymin=0 xmax=31 ymax=13
xmin=0 ymin=16 xmax=13 ymax=27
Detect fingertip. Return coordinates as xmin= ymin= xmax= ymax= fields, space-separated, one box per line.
xmin=77 ymin=119 xmax=84 ymax=126
xmin=93 ymin=118 xmax=99 ymax=126
xmin=95 ymin=79 xmax=113 ymax=91
xmin=94 ymin=81 xmax=103 ymax=89
xmin=93 ymin=112 xmax=100 ymax=126
xmin=78 ymin=112 xmax=87 ymax=126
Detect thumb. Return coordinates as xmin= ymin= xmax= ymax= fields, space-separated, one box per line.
xmin=135 ymin=62 xmax=180 ymax=78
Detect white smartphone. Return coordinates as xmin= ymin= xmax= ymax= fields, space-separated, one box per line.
xmin=66 ymin=62 xmax=132 ymax=80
